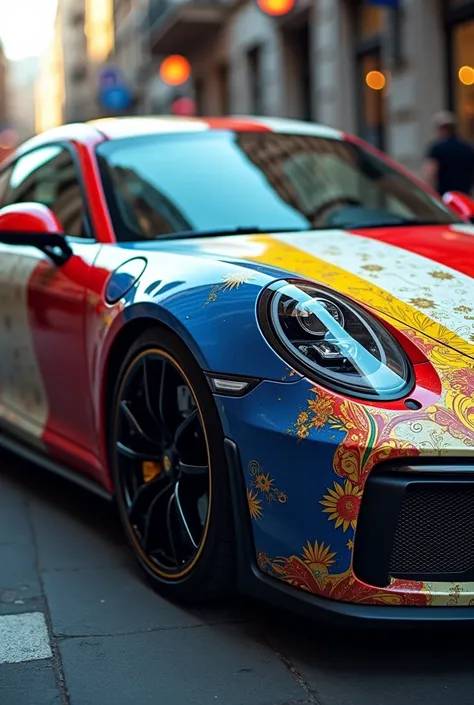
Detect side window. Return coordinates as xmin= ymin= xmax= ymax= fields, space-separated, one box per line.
xmin=4 ymin=145 xmax=87 ymax=238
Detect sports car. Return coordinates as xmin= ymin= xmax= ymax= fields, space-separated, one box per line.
xmin=1 ymin=115 xmax=474 ymax=625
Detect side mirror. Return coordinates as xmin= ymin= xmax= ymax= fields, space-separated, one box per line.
xmin=442 ymin=191 xmax=474 ymax=223
xmin=0 ymin=202 xmax=73 ymax=266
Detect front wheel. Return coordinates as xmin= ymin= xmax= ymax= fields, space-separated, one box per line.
xmin=109 ymin=327 xmax=235 ymax=603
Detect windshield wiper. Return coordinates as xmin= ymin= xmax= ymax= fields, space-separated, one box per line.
xmin=153 ymin=226 xmax=312 ymax=240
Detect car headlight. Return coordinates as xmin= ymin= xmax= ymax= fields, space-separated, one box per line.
xmin=258 ymin=279 xmax=414 ymax=400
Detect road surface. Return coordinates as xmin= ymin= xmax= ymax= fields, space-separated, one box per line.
xmin=1 ymin=450 xmax=474 ymax=705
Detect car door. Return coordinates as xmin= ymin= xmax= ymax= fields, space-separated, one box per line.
xmin=0 ymin=143 xmax=102 ymax=470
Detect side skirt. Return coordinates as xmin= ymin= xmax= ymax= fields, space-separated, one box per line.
xmin=0 ymin=430 xmax=113 ymax=502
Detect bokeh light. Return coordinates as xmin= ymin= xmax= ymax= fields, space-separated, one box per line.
xmin=171 ymin=97 xmax=196 ymax=116
xmin=160 ymin=55 xmax=191 ymax=86
xmin=365 ymin=70 xmax=386 ymax=91
xmin=257 ymin=0 xmax=295 ymax=17
xmin=458 ymin=65 xmax=474 ymax=86
xmin=0 ymin=128 xmax=18 ymax=150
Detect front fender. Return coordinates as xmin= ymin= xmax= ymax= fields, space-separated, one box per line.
xmin=89 ymin=245 xmax=303 ymax=397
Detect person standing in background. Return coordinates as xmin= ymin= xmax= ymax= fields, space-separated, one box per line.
xmin=423 ymin=110 xmax=474 ymax=196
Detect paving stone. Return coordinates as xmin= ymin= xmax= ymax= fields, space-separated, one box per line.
xmin=43 ymin=565 xmax=252 ymax=637
xmin=28 ymin=493 xmax=129 ymax=572
xmin=60 ymin=623 xmax=305 ymax=705
xmin=0 ymin=659 xmax=61 ymax=705
xmin=0 ymin=612 xmax=52 ymax=664
xmin=0 ymin=468 xmax=33 ymax=547
xmin=265 ymin=618 xmax=474 ymax=705
xmin=0 ymin=543 xmax=41 ymax=600
xmin=0 ymin=596 xmax=48 ymax=616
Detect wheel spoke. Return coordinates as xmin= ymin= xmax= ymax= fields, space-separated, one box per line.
xmin=128 ymin=475 xmax=166 ymax=527
xmin=116 ymin=442 xmax=161 ymax=462
xmin=166 ymin=492 xmax=181 ymax=567
xmin=175 ymin=482 xmax=199 ymax=548
xmin=158 ymin=360 xmax=182 ymax=439
xmin=142 ymin=483 xmax=173 ymax=553
xmin=120 ymin=401 xmax=161 ymax=446
xmin=179 ymin=461 xmax=209 ymax=476
xmin=142 ymin=357 xmax=168 ymax=438
xmin=174 ymin=409 xmax=199 ymax=448
xmin=158 ymin=360 xmax=169 ymax=432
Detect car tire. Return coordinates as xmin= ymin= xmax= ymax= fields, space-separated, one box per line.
xmin=109 ymin=326 xmax=236 ymax=604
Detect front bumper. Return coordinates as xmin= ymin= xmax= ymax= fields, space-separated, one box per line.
xmin=224 ymin=439 xmax=474 ymax=626
xmin=217 ymin=362 xmax=474 ymax=623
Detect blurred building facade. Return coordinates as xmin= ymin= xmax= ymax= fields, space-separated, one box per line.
xmin=109 ymin=0 xmax=149 ymax=109
xmin=5 ymin=0 xmax=474 ymax=177
xmin=0 ymin=42 xmax=7 ymax=126
xmin=60 ymin=0 xmax=90 ymax=122
xmin=33 ymin=0 xmax=115 ymax=131
xmin=6 ymin=58 xmax=39 ymax=142
xmin=35 ymin=8 xmax=65 ymax=133
xmin=129 ymin=0 xmax=474 ymax=175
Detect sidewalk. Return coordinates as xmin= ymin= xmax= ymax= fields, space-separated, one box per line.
xmin=2 ymin=451 xmax=474 ymax=705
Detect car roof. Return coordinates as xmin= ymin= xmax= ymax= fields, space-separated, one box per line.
xmin=8 ymin=116 xmax=344 ymax=160
xmin=87 ymin=116 xmax=344 ymax=141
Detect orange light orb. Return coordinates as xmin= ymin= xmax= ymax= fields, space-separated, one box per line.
xmin=160 ymin=55 xmax=191 ymax=86
xmin=365 ymin=70 xmax=386 ymax=91
xmin=257 ymin=0 xmax=295 ymax=16
xmin=459 ymin=65 xmax=474 ymax=86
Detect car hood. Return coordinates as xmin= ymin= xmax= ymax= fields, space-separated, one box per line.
xmin=150 ymin=222 xmax=474 ymax=359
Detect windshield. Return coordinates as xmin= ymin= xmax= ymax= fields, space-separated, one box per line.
xmin=96 ymin=130 xmax=461 ymax=242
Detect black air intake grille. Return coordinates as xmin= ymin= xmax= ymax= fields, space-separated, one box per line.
xmin=390 ymin=484 xmax=474 ymax=576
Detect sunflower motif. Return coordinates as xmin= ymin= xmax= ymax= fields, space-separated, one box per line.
xmin=409 ymin=297 xmax=437 ymax=310
xmin=204 ymin=271 xmax=254 ymax=305
xmin=301 ymin=540 xmax=336 ymax=579
xmin=347 ymin=539 xmax=354 ymax=550
xmin=307 ymin=395 xmax=335 ymax=429
xmin=361 ymin=264 xmax=384 ymax=272
xmin=256 ymin=551 xmax=271 ymax=571
xmin=248 ymin=460 xmax=287 ymax=504
xmin=221 ymin=272 xmax=255 ymax=290
xmin=247 ymin=489 xmax=263 ymax=520
xmin=320 ymin=480 xmax=363 ymax=532
xmin=255 ymin=472 xmax=273 ymax=493
xmin=429 ymin=271 xmax=454 ymax=280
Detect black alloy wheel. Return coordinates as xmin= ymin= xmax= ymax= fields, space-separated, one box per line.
xmin=110 ymin=327 xmax=235 ymax=603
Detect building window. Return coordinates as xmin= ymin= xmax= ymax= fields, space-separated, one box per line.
xmin=282 ymin=18 xmax=312 ymax=121
xmin=70 ymin=10 xmax=85 ymax=25
xmin=247 ymin=45 xmax=263 ymax=114
xmin=358 ymin=3 xmax=384 ymax=37
xmin=217 ymin=64 xmax=229 ymax=116
xmin=194 ymin=78 xmax=205 ymax=116
xmin=446 ymin=1 xmax=474 ymax=141
xmin=354 ymin=2 xmax=387 ymax=151
xmin=70 ymin=63 xmax=88 ymax=83
xmin=452 ymin=20 xmax=474 ymax=140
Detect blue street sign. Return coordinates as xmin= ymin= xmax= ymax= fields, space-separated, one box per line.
xmin=98 ymin=66 xmax=123 ymax=89
xmin=99 ymin=84 xmax=132 ymax=111
xmin=366 ymin=0 xmax=399 ymax=7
